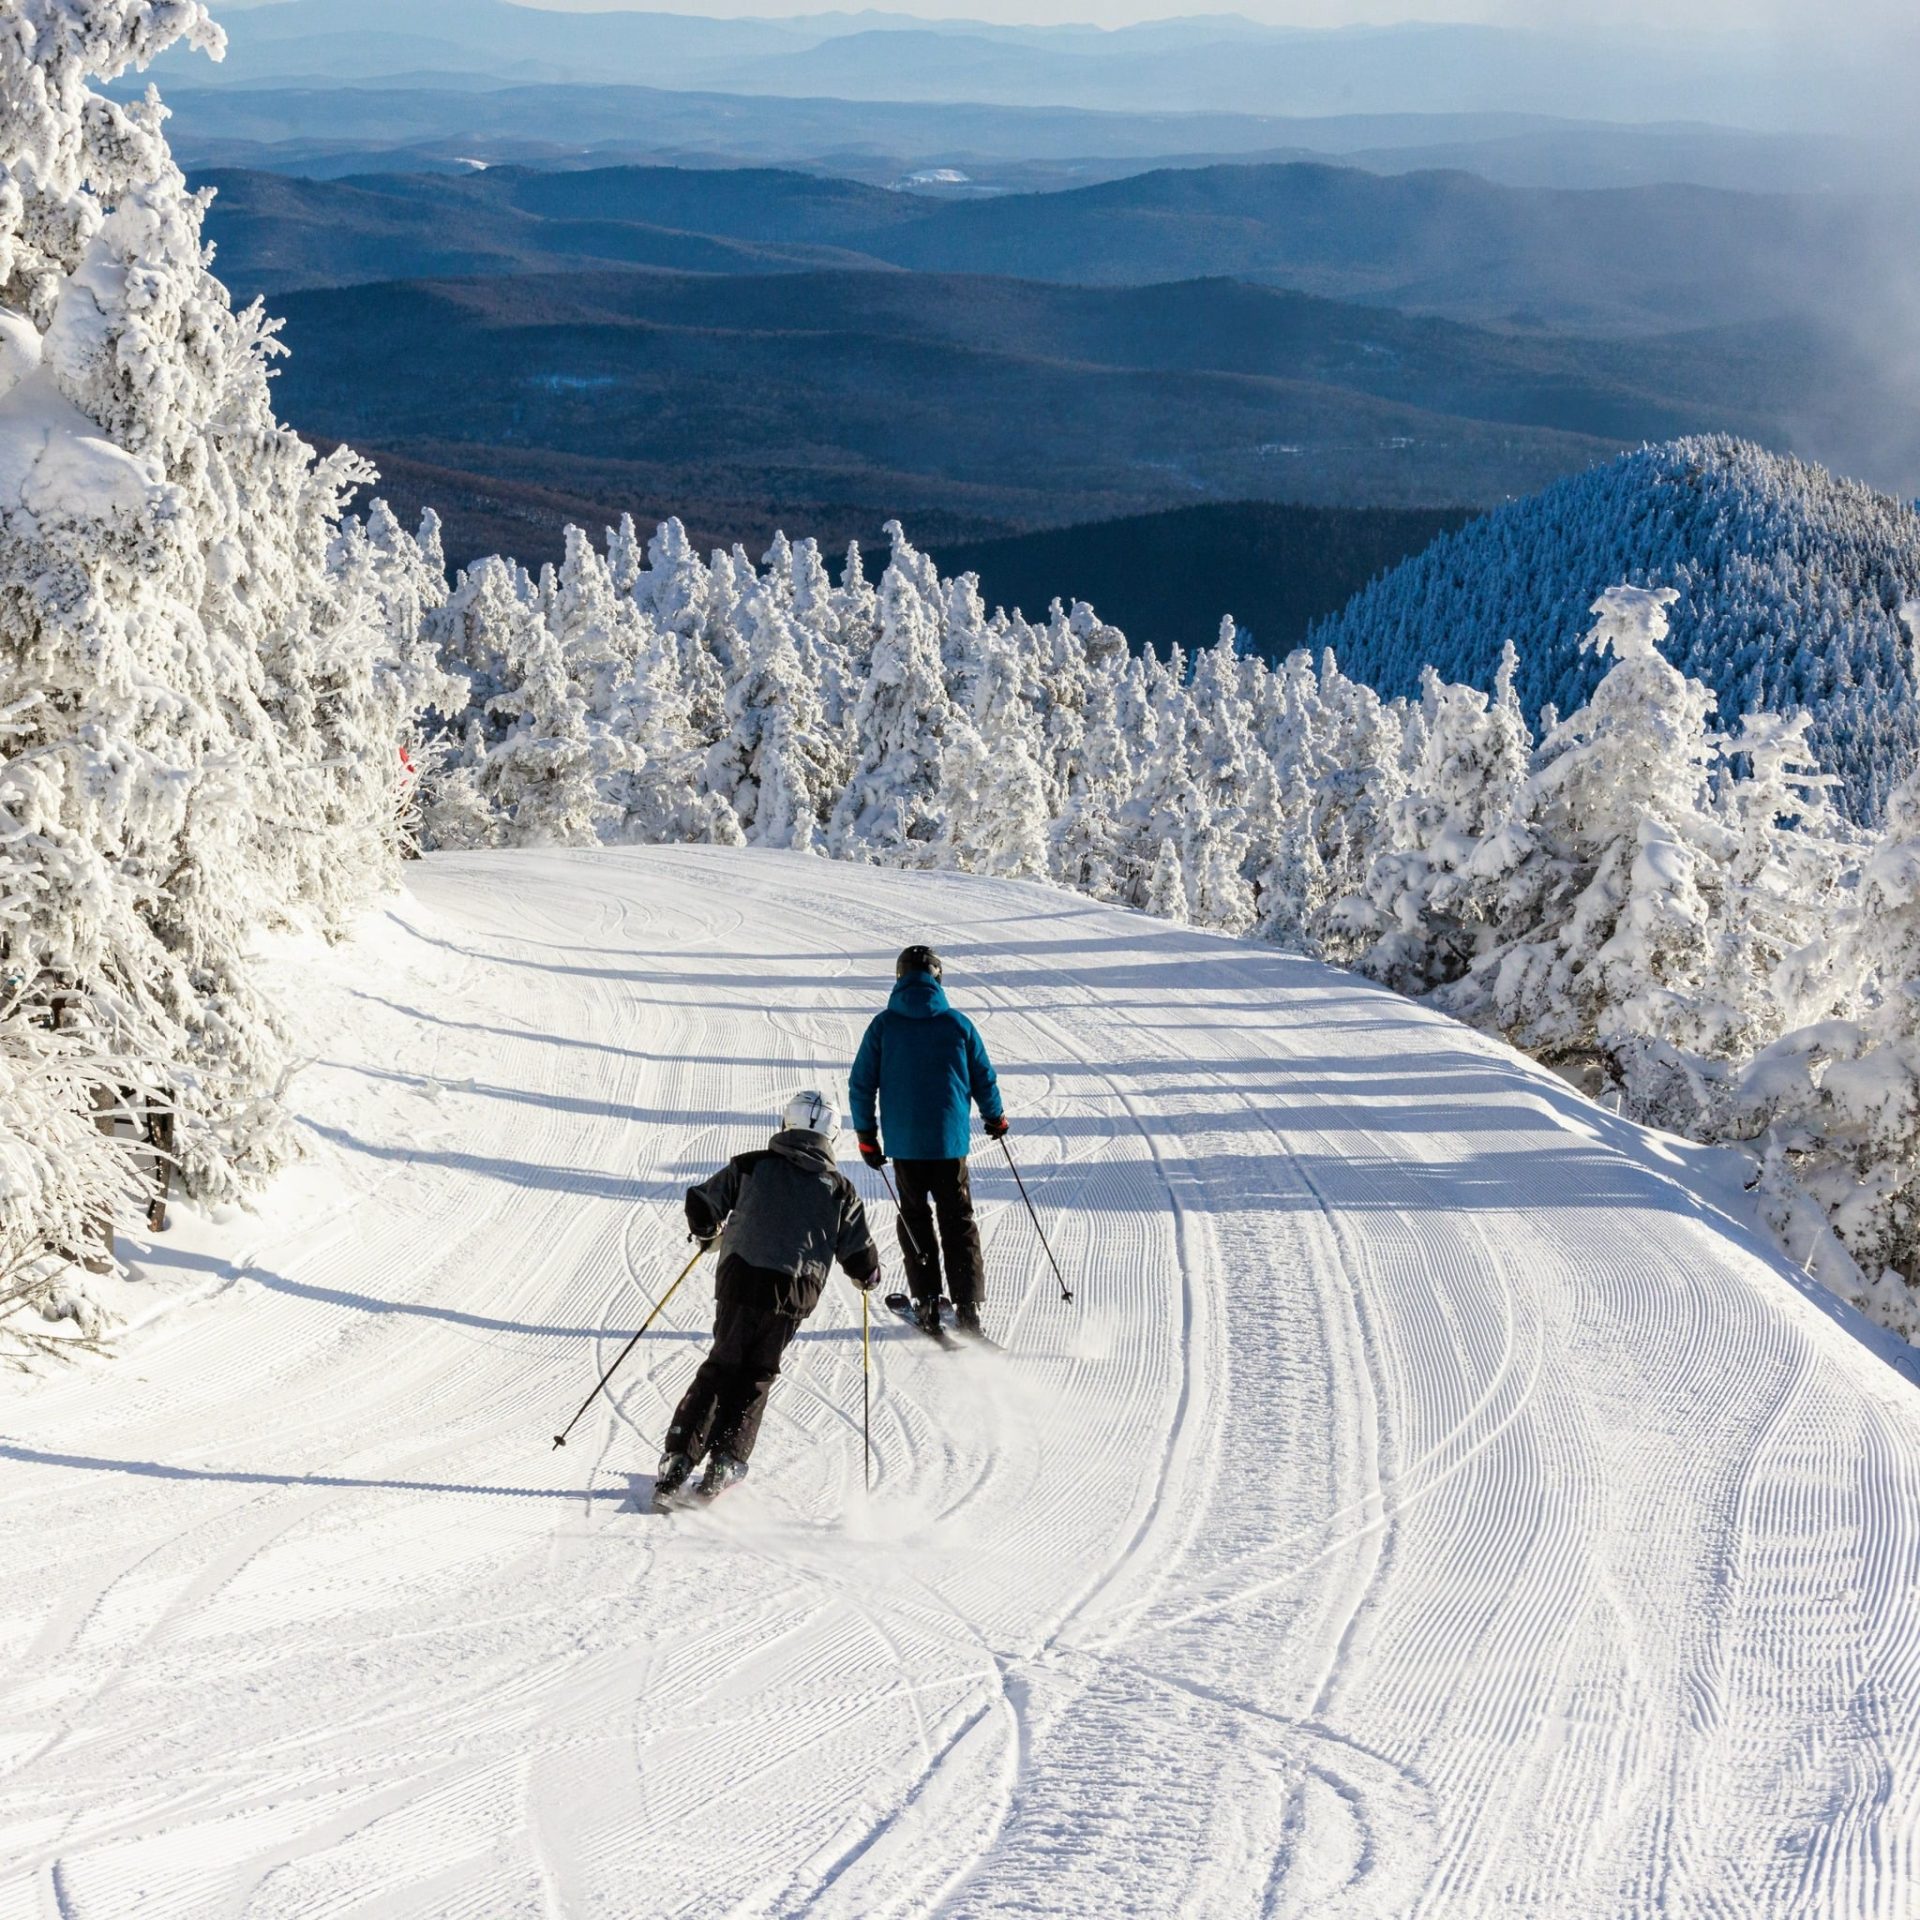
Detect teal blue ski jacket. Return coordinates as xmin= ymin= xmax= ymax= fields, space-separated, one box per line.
xmin=849 ymin=973 xmax=1003 ymax=1161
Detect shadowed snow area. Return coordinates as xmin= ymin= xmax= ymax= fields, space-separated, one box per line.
xmin=4 ymin=846 xmax=1919 ymax=1917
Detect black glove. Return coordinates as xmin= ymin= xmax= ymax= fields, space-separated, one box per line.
xmin=984 ymin=1114 xmax=1010 ymax=1140
xmin=858 ymin=1131 xmax=886 ymax=1170
xmin=851 ymin=1264 xmax=883 ymax=1294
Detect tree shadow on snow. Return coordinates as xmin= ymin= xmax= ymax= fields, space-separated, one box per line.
xmin=323 ymin=1059 xmax=769 ymax=1132
xmin=131 ymin=1245 xmax=927 ymax=1351
xmin=133 ymin=1244 xmax=694 ymax=1343
xmin=0 ymin=1439 xmax=630 ymax=1502
xmin=301 ymin=1119 xmax=704 ymax=1204
xmin=346 ymin=991 xmax=805 ymax=1075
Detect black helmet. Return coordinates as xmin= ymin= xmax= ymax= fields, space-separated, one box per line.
xmin=896 ymin=944 xmax=943 ymax=981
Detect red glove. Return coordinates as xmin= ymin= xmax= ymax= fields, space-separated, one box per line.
xmin=984 ymin=1115 xmax=1010 ymax=1140
xmin=858 ymin=1131 xmax=886 ymax=1169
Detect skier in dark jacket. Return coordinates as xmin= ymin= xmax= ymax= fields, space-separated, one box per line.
xmin=849 ymin=945 xmax=1006 ymax=1340
xmin=656 ymin=1090 xmax=881 ymax=1506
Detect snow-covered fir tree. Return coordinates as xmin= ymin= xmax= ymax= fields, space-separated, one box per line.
xmin=829 ymin=525 xmax=965 ymax=864
xmin=939 ymin=618 xmax=1052 ymax=881
xmin=1 ymin=0 xmax=444 ymax=1339
xmin=1737 ymin=761 xmax=1920 ymax=1340
xmin=1312 ymin=436 xmax=1920 ymax=821
xmin=1146 ymin=837 xmax=1191 ymax=924
xmin=1052 ymin=662 xmax=1135 ymax=902
xmin=708 ymin=585 xmax=841 ymax=853
xmin=1354 ymin=644 xmax=1531 ymax=995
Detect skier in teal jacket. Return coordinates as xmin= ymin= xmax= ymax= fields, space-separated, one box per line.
xmin=849 ymin=945 xmax=1006 ymax=1339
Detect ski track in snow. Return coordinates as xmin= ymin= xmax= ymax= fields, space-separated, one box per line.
xmin=3 ymin=846 xmax=1919 ymax=1919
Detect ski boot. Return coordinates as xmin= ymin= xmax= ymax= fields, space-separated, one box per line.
xmin=653 ymin=1450 xmax=695 ymax=1510
xmin=696 ymin=1451 xmax=749 ymax=1504
xmin=914 ymin=1295 xmax=943 ymax=1338
xmin=952 ymin=1302 xmax=986 ymax=1341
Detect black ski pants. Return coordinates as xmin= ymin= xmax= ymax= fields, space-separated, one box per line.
xmin=665 ymin=1295 xmax=799 ymax=1464
xmin=894 ymin=1158 xmax=986 ymax=1310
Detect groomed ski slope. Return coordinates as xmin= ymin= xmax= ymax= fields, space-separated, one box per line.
xmin=4 ymin=846 xmax=1920 ymax=1920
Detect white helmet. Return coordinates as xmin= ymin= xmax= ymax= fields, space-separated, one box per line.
xmin=782 ymin=1089 xmax=840 ymax=1137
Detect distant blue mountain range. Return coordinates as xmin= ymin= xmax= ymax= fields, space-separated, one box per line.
xmin=159 ymin=3 xmax=1891 ymax=131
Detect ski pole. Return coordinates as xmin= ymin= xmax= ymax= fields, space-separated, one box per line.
xmin=874 ymin=1160 xmax=928 ymax=1267
xmin=551 ymin=1243 xmax=708 ymax=1449
xmin=862 ymin=1287 xmax=873 ymax=1493
xmin=999 ymin=1136 xmax=1074 ymax=1306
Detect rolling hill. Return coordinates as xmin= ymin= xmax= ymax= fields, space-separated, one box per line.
xmin=145 ymin=1 xmax=1894 ymax=131
xmin=934 ymin=501 xmax=1475 ymax=662
xmin=262 ymin=257 xmax=1913 ymax=559
xmin=153 ymin=83 xmax=1882 ymax=196
xmin=1310 ymin=436 xmax=1920 ymax=820
xmin=201 ymin=159 xmax=1887 ymax=340
xmin=261 ymin=263 xmax=1868 ymax=559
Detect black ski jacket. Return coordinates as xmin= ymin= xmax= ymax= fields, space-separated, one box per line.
xmin=686 ymin=1129 xmax=879 ymax=1318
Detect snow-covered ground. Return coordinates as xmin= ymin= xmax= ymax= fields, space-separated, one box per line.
xmin=4 ymin=847 xmax=1919 ymax=1919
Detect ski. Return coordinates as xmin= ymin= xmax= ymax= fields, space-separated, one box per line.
xmin=694 ymin=1460 xmax=749 ymax=1506
xmin=649 ymin=1473 xmax=746 ymax=1514
xmin=882 ymin=1292 xmax=1001 ymax=1351
xmin=884 ymin=1290 xmax=960 ymax=1348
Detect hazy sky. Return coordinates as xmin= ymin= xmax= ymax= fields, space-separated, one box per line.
xmin=510 ymin=0 xmax=1913 ymax=29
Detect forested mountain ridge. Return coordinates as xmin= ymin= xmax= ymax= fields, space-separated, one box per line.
xmin=934 ymin=501 xmax=1475 ymax=663
xmin=200 ymin=159 xmax=1889 ymax=340
xmin=202 ymin=157 xmax=1920 ymax=538
xmin=261 ymin=267 xmax=1630 ymax=553
xmin=1311 ymin=437 xmax=1920 ymax=821
xmin=255 ymin=264 xmax=1901 ymax=565
xmin=140 ymin=0 xmax=1903 ymax=133
xmin=149 ymin=82 xmax=1884 ymax=196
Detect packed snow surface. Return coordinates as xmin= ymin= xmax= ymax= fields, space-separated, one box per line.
xmin=4 ymin=847 xmax=1919 ymax=1918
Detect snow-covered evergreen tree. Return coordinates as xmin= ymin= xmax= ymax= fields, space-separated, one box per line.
xmin=708 ymin=586 xmax=840 ymax=853
xmin=1707 ymin=708 xmax=1849 ymax=1047
xmin=1181 ymin=621 xmax=1258 ymax=932
xmin=1356 ymin=644 xmax=1531 ymax=994
xmin=635 ymin=517 xmax=727 ymax=750
xmin=939 ymin=624 xmax=1051 ymax=881
xmin=829 ymin=524 xmax=963 ymax=864
xmin=1312 ymin=437 xmax=1920 ymax=821
xmin=787 ymin=535 xmax=856 ymax=731
xmin=550 ymin=525 xmax=647 ymax=718
xmin=318 ymin=501 xmax=465 ymax=879
xmin=1115 ymin=658 xmax=1196 ymax=912
xmin=1053 ymin=665 xmax=1136 ymax=901
xmin=1145 ymin=837 xmax=1191 ymax=923
xmin=1738 ymin=762 xmax=1920 ymax=1338
xmin=1427 ymin=588 xmax=1745 ymax=1108
xmin=0 ymin=0 xmax=441 ymax=1337
xmin=832 ymin=539 xmax=879 ymax=689
xmin=478 ymin=616 xmax=610 ymax=848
